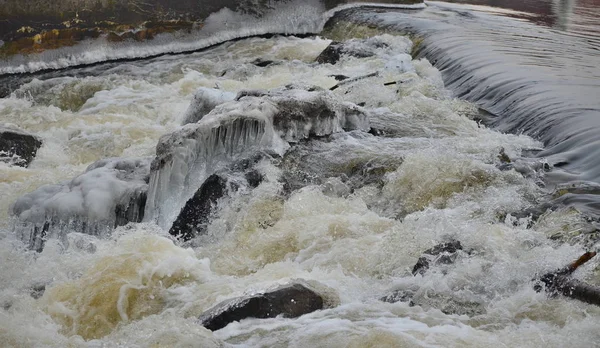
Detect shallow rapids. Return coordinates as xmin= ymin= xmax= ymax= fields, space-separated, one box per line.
xmin=1 ymin=21 xmax=600 ymax=348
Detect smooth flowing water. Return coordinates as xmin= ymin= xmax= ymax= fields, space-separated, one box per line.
xmin=1 ymin=1 xmax=600 ymax=347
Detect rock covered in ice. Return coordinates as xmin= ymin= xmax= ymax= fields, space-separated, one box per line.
xmin=182 ymin=87 xmax=236 ymax=125
xmin=199 ymin=282 xmax=325 ymax=331
xmin=11 ymin=157 xmax=151 ymax=251
xmin=0 ymin=125 xmax=42 ymax=167
xmin=145 ymin=86 xmax=369 ymax=228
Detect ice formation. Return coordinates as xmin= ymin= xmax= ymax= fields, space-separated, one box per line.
xmin=145 ymin=86 xmax=370 ymax=229
xmin=11 ymin=157 xmax=151 ymax=250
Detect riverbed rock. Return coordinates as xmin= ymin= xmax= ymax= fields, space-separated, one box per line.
xmin=316 ymin=40 xmax=375 ymax=65
xmin=278 ymin=132 xmax=402 ymax=195
xmin=381 ymin=288 xmax=485 ymax=317
xmin=169 ymin=174 xmax=229 ymax=241
xmin=169 ymin=155 xmax=266 ymax=241
xmin=199 ymin=283 xmax=325 ymax=331
xmin=12 ymin=157 xmax=151 ymax=251
xmin=0 ymin=126 xmax=43 ymax=167
xmin=412 ymin=240 xmax=463 ymax=276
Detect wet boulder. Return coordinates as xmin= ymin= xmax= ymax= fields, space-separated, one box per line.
xmin=0 ymin=126 xmax=42 ymax=167
xmin=169 ymin=155 xmax=266 ymax=241
xmin=169 ymin=174 xmax=230 ymax=241
xmin=316 ymin=36 xmax=394 ymax=65
xmin=11 ymin=157 xmax=151 ymax=251
xmin=199 ymin=283 xmax=325 ymax=331
xmin=412 ymin=240 xmax=464 ymax=276
xmin=278 ymin=132 xmax=402 ymax=195
xmin=316 ymin=41 xmax=375 ymax=65
xmin=251 ymin=58 xmax=280 ymax=68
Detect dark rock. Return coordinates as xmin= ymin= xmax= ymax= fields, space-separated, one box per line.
xmin=0 ymin=126 xmax=42 ymax=167
xmin=315 ymin=41 xmax=375 ymax=65
xmin=252 ymin=58 xmax=278 ymax=67
xmin=169 ymin=154 xmax=266 ymax=241
xmin=169 ymin=174 xmax=229 ymax=241
xmin=199 ymin=283 xmax=324 ymax=331
xmin=114 ymin=191 xmax=147 ymax=228
xmin=412 ymin=240 xmax=463 ymax=276
xmin=498 ymin=148 xmax=511 ymax=164
xmin=330 ymin=74 xmax=349 ymax=81
xmin=30 ymin=284 xmax=46 ymax=299
xmin=245 ymin=170 xmax=263 ymax=189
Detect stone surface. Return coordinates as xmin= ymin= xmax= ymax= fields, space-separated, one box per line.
xmin=412 ymin=240 xmax=463 ymax=276
xmin=0 ymin=126 xmax=42 ymax=167
xmin=315 ymin=41 xmax=375 ymax=65
xmin=168 ymin=174 xmax=229 ymax=241
xmin=199 ymin=283 xmax=324 ymax=331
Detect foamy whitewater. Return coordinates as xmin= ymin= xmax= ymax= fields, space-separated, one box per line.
xmin=1 ymin=19 xmax=599 ymax=348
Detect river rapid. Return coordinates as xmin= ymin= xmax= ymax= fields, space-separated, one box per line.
xmin=1 ymin=2 xmax=600 ymax=347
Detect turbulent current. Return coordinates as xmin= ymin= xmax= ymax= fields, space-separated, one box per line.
xmin=1 ymin=2 xmax=600 ymax=347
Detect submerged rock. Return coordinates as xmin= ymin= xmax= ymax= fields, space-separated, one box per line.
xmin=278 ymin=132 xmax=402 ymax=196
xmin=0 ymin=126 xmax=42 ymax=167
xmin=316 ymin=40 xmax=375 ymax=65
xmin=12 ymin=157 xmax=151 ymax=251
xmin=199 ymin=283 xmax=325 ymax=331
xmin=412 ymin=240 xmax=463 ymax=276
xmin=381 ymin=289 xmax=485 ymax=317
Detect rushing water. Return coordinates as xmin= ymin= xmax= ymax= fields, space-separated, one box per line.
xmin=1 ymin=1 xmax=600 ymax=347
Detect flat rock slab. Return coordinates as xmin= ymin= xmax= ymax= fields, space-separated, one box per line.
xmin=199 ymin=283 xmax=324 ymax=331
xmin=0 ymin=126 xmax=42 ymax=167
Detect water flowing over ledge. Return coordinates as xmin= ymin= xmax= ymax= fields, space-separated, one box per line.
xmin=0 ymin=0 xmax=424 ymax=76
xmin=321 ymin=3 xmax=600 ymax=215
